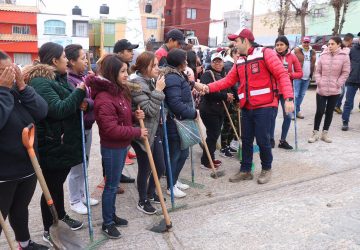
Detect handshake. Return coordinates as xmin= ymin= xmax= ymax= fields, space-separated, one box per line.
xmin=193 ymin=80 xmax=209 ymax=95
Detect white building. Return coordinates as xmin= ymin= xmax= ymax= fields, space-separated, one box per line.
xmin=209 ymin=19 xmax=224 ymax=47
xmin=37 ymin=12 xmax=89 ymax=49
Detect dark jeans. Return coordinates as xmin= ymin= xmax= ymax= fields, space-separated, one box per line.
xmin=167 ymin=137 xmax=189 ymax=188
xmin=240 ymin=107 xmax=275 ymax=172
xmin=0 ymin=175 xmax=37 ymax=241
xmin=132 ymin=128 xmax=165 ymax=201
xmin=314 ymin=94 xmax=339 ymax=131
xmin=101 ymin=146 xmax=127 ymax=226
xmin=200 ymin=111 xmax=224 ymax=165
xmin=270 ymin=95 xmax=292 ymax=141
xmin=335 ymin=85 xmax=346 ymax=108
xmin=342 ymin=85 xmax=360 ymax=123
xmin=41 ymin=168 xmax=70 ymax=231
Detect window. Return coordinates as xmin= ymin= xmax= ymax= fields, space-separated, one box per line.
xmin=14 ymin=53 xmax=32 ymax=66
xmin=104 ymin=23 xmax=115 ymax=34
xmin=104 ymin=46 xmax=114 ymax=53
xmin=166 ymin=9 xmax=172 ymax=16
xmin=187 ymin=8 xmax=196 ymax=19
xmin=73 ymin=21 xmax=88 ymax=37
xmin=44 ymin=20 xmax=66 ymax=35
xmin=12 ymin=25 xmax=30 ymax=35
xmin=146 ymin=18 xmax=157 ymax=29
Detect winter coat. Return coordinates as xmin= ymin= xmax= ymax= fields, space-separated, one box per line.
xmin=199 ymin=67 xmax=227 ymax=115
xmin=130 ymin=72 xmax=165 ymax=151
xmin=67 ymin=70 xmax=95 ymax=130
xmin=315 ymin=47 xmax=350 ymax=96
xmin=85 ymin=75 xmax=141 ymax=148
xmin=26 ymin=64 xmax=86 ymax=171
xmin=163 ymin=66 xmax=197 ymax=139
xmin=0 ymin=85 xmax=48 ymax=181
xmin=346 ymin=43 xmax=360 ymax=86
xmin=293 ymin=45 xmax=316 ymax=77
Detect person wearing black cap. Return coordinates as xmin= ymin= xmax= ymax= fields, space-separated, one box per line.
xmin=113 ymin=39 xmax=139 ymax=65
xmin=341 ymin=32 xmax=360 ymax=131
xmin=195 ymin=28 xmax=294 ymax=185
xmin=155 ymin=29 xmax=186 ymax=67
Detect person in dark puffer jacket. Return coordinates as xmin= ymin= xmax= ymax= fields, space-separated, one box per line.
xmin=0 ymin=51 xmax=49 ymax=250
xmin=25 ymin=42 xmax=86 ymax=245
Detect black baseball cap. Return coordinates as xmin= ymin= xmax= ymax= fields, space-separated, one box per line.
xmin=113 ymin=39 xmax=139 ymax=53
xmin=165 ymin=29 xmax=186 ymax=45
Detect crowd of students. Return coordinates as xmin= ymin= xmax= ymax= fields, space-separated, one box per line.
xmin=0 ymin=27 xmax=359 ymax=248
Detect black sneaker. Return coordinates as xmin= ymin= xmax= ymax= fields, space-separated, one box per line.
xmin=21 ymin=240 xmax=49 ymax=250
xmin=270 ymin=139 xmax=275 ymax=148
xmin=228 ymin=147 xmax=237 ymax=154
xmin=278 ymin=140 xmax=293 ymax=150
xmin=342 ymin=121 xmax=349 ymax=131
xmin=61 ymin=214 xmax=83 ymax=231
xmin=113 ymin=214 xmax=128 ymax=227
xmin=42 ymin=231 xmax=53 ymax=247
xmin=148 ymin=193 xmax=166 ymax=204
xmin=102 ymin=223 xmax=121 ymax=239
xmin=220 ymin=147 xmax=233 ymax=158
xmin=137 ymin=200 xmax=157 ymax=215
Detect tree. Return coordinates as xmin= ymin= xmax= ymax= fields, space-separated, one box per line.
xmin=331 ymin=0 xmax=350 ymax=35
xmin=278 ymin=0 xmax=291 ymax=36
xmin=289 ymin=0 xmax=309 ymax=37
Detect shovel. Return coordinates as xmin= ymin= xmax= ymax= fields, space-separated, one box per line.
xmin=0 ymin=211 xmax=16 ymax=250
xmin=22 ymin=124 xmax=85 ymax=250
xmin=137 ymin=107 xmax=172 ymax=233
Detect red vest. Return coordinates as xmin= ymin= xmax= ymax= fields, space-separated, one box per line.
xmin=236 ymin=47 xmax=277 ymax=108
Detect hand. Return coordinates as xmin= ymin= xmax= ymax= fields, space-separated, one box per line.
xmin=135 ymin=109 xmax=145 ymax=120
xmin=80 ymin=100 xmax=88 ymax=111
xmin=0 ymin=66 xmax=15 ymax=89
xmin=87 ymin=70 xmax=95 ymax=76
xmin=140 ymin=128 xmax=148 ymax=140
xmin=155 ymin=75 xmax=165 ymax=92
xmin=13 ymin=64 xmax=26 ymax=91
xmin=227 ymin=93 xmax=234 ymax=103
xmin=285 ymin=99 xmax=294 ymax=114
xmin=77 ymin=82 xmax=86 ymax=91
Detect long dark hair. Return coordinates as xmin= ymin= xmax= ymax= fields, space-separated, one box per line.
xmin=98 ymin=54 xmax=131 ymax=100
xmin=187 ymin=50 xmax=197 ymax=78
xmin=329 ymin=36 xmax=344 ymax=49
xmin=39 ymin=42 xmax=64 ymax=65
xmin=131 ymin=51 xmax=155 ymax=76
xmin=167 ymin=48 xmax=187 ymax=68
xmin=65 ymin=44 xmax=83 ymax=68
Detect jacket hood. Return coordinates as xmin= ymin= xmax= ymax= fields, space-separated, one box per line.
xmin=161 ymin=66 xmax=184 ymax=77
xmin=321 ymin=47 xmax=346 ymax=56
xmin=85 ymin=74 xmax=120 ymax=99
xmin=23 ymin=64 xmax=56 ymax=84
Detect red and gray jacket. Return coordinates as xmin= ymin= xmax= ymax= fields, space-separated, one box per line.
xmin=208 ymin=46 xmax=293 ymax=110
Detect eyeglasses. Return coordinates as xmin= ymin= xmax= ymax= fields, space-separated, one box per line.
xmin=212 ymin=60 xmax=223 ymax=64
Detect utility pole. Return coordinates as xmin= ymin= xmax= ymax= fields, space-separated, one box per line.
xmin=251 ymin=0 xmax=255 ymax=32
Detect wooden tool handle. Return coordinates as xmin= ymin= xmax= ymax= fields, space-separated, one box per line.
xmin=222 ymin=101 xmax=240 ymax=141
xmin=0 ymin=212 xmax=16 ymax=250
xmin=86 ymin=52 xmax=92 ymax=72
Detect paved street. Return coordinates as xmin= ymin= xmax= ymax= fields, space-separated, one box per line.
xmin=1 ymin=87 xmax=360 ymax=250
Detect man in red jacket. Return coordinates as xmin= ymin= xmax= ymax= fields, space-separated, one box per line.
xmin=195 ymin=28 xmax=294 ymax=184
xmin=155 ymin=29 xmax=186 ymax=67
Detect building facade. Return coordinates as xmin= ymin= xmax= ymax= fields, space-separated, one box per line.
xmin=139 ymin=0 xmax=165 ymax=43
xmin=0 ymin=4 xmax=38 ymax=65
xmin=164 ymin=0 xmax=211 ymax=45
xmin=223 ymin=9 xmax=251 ymax=43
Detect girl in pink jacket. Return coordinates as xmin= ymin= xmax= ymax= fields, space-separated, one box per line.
xmin=309 ymin=36 xmax=350 ymax=143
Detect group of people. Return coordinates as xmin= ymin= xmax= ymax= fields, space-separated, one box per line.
xmin=1 ymin=26 xmax=360 ymax=248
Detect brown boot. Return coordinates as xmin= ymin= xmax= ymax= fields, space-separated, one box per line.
xmin=258 ymin=170 xmax=272 ymax=184
xmin=229 ymin=171 xmax=253 ymax=183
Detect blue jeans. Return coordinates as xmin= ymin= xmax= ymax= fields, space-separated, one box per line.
xmin=270 ymin=96 xmax=292 ymax=141
xmin=342 ymin=85 xmax=360 ymax=123
xmin=293 ymin=79 xmax=310 ymax=113
xmin=101 ymin=146 xmax=127 ymax=226
xmin=167 ymin=137 xmax=189 ymax=188
xmin=335 ymin=85 xmax=346 ymax=108
xmin=241 ymin=107 xmax=275 ymax=172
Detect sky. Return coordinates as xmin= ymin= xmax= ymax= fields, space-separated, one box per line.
xmin=16 ymin=0 xmax=271 ymax=19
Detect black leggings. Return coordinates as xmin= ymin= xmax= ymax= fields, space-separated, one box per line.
xmin=0 ymin=175 xmax=37 ymax=242
xmin=132 ymin=128 xmax=165 ymax=201
xmin=314 ymin=94 xmax=340 ymax=131
xmin=40 ymin=168 xmax=70 ymax=232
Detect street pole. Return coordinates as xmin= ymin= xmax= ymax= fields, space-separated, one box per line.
xmin=251 ymin=0 xmax=255 ymax=32
xmin=100 ymin=18 xmax=104 ymax=58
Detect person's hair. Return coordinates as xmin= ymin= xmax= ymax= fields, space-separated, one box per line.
xmin=65 ymin=44 xmax=83 ymax=67
xmin=131 ymin=51 xmax=155 ymax=75
xmin=275 ymin=35 xmax=290 ymax=48
xmin=329 ymin=36 xmax=344 ymax=49
xmin=186 ymin=50 xmax=197 ymax=76
xmin=344 ymin=33 xmax=354 ymax=42
xmin=39 ymin=42 xmax=64 ymax=65
xmin=229 ymin=47 xmax=238 ymax=57
xmin=167 ymin=49 xmax=187 ymax=68
xmin=0 ymin=50 xmax=10 ymax=60
xmin=98 ymin=54 xmax=130 ymax=100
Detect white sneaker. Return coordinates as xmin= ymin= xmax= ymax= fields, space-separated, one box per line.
xmin=230 ymin=140 xmax=239 ymax=151
xmin=82 ymin=197 xmax=99 ymax=206
xmin=70 ymin=202 xmax=88 ymax=215
xmin=176 ymin=180 xmax=189 ymax=190
xmin=166 ymin=185 xmax=186 ymax=198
